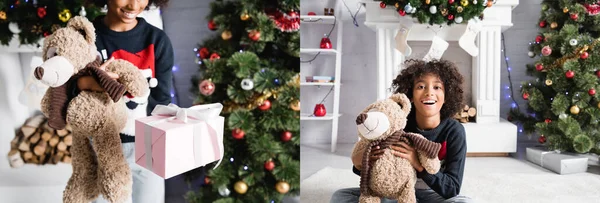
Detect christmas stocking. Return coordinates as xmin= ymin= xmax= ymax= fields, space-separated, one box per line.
xmin=459 ymin=18 xmax=483 ymax=57
xmin=395 ymin=20 xmax=414 ymax=56
xmin=423 ymin=36 xmax=449 ymax=62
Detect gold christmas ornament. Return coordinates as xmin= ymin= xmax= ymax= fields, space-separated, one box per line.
xmin=550 ymin=22 xmax=558 ymax=29
xmin=545 ymin=79 xmax=552 ymax=86
xmin=0 ymin=11 xmax=6 ymax=20
xmin=221 ymin=30 xmax=232 ymax=40
xmin=563 ymin=7 xmax=569 ymax=13
xmin=395 ymin=2 xmax=400 ymax=8
xmin=461 ymin=0 xmax=469 ymax=7
xmin=441 ymin=8 xmax=449 ymax=16
xmin=290 ymin=100 xmax=300 ymax=111
xmin=570 ymin=105 xmax=580 ymax=114
xmin=58 ymin=9 xmax=72 ymax=22
xmin=425 ymin=0 xmax=431 ymax=4
xmin=241 ymin=13 xmax=250 ymax=21
xmin=598 ymin=102 xmax=600 ymax=109
xmin=31 ymin=24 xmax=42 ymax=34
xmin=457 ymin=6 xmax=464 ymax=13
xmin=275 ymin=181 xmax=290 ymax=194
xmin=234 ymin=181 xmax=248 ymax=194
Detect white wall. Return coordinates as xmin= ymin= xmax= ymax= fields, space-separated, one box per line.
xmin=301 ymin=0 xmax=541 ymax=145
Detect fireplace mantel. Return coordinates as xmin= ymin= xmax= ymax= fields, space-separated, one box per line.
xmin=362 ymin=0 xmax=520 ymax=154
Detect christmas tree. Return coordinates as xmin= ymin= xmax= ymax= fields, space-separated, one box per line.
xmin=185 ymin=0 xmax=300 ymax=202
xmin=509 ymin=0 xmax=600 ymax=154
xmin=0 ymin=0 xmax=103 ymax=46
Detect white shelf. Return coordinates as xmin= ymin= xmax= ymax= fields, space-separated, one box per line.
xmin=300 ymin=15 xmax=336 ymax=24
xmin=300 ymin=48 xmax=338 ymax=55
xmin=301 ymin=82 xmax=336 ymax=86
xmin=300 ymin=113 xmax=342 ymax=121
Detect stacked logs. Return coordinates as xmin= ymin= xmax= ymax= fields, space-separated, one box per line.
xmin=454 ymin=105 xmax=477 ymax=123
xmin=7 ymin=115 xmax=72 ymax=168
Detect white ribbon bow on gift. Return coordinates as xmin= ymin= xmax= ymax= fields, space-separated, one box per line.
xmin=146 ymin=103 xmax=225 ymax=170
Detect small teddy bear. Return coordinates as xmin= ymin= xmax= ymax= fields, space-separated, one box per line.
xmin=352 ymin=93 xmax=442 ymax=203
xmin=35 ymin=16 xmax=149 ymax=203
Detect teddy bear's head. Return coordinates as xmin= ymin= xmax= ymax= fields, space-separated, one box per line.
xmin=34 ymin=16 xmax=98 ymax=87
xmin=356 ymin=93 xmax=411 ymax=141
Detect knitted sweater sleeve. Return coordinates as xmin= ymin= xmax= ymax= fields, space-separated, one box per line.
xmin=147 ymin=33 xmax=174 ymax=115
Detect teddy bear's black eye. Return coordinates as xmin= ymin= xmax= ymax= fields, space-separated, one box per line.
xmin=54 ymin=52 xmax=58 ymax=56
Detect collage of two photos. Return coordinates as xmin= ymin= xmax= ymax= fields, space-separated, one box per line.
xmin=1 ymin=0 xmax=600 ymax=203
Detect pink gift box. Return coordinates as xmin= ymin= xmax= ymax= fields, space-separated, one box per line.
xmin=134 ymin=115 xmax=224 ymax=179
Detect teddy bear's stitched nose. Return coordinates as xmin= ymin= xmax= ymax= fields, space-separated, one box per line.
xmin=34 ymin=67 xmax=44 ymax=80
xmin=356 ymin=113 xmax=368 ymax=125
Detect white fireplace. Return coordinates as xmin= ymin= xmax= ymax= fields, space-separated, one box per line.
xmin=362 ymin=0 xmax=520 ymax=154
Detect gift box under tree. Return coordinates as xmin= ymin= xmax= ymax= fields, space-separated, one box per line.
xmin=526 ymin=146 xmax=589 ymax=175
xmin=135 ymin=103 xmax=224 ymax=179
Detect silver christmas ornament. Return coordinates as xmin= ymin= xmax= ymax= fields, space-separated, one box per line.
xmin=429 ymin=6 xmax=437 ymax=14
xmin=455 ymin=16 xmax=463 ymax=23
xmin=8 ymin=22 xmax=21 ymax=34
xmin=528 ymin=51 xmax=535 ymax=57
xmin=570 ymin=39 xmax=578 ymax=46
xmin=241 ymin=78 xmax=254 ymax=90
xmin=218 ymin=186 xmax=231 ymax=197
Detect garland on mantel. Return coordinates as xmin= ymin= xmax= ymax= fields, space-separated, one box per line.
xmin=0 ymin=0 xmax=103 ymax=46
xmin=376 ymin=0 xmax=493 ymax=25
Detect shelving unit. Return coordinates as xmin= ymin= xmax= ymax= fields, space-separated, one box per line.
xmin=300 ymin=14 xmax=343 ymax=152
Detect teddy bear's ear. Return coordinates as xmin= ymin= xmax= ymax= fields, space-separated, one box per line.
xmin=391 ymin=93 xmax=411 ymax=115
xmin=67 ymin=16 xmax=96 ymax=45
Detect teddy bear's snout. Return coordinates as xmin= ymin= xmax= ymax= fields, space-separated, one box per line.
xmin=356 ymin=113 xmax=368 ymax=125
xmin=34 ymin=67 xmax=44 ymax=80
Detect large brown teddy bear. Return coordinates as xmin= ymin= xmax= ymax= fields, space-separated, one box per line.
xmin=35 ymin=16 xmax=149 ymax=203
xmin=352 ymin=93 xmax=442 ymax=203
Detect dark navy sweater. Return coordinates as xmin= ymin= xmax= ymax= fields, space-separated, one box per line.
xmin=353 ymin=109 xmax=467 ymax=199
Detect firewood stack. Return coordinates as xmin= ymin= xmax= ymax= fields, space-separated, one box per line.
xmin=7 ymin=115 xmax=72 ymax=168
xmin=454 ymin=105 xmax=477 ymax=123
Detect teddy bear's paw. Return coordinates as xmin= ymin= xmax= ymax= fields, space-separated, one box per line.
xmin=63 ymin=175 xmax=98 ymax=203
xmin=106 ymin=60 xmax=150 ymax=97
xmin=98 ymin=166 xmax=133 ymax=203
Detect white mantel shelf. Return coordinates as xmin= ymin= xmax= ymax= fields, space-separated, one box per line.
xmin=362 ymin=0 xmax=520 ymax=154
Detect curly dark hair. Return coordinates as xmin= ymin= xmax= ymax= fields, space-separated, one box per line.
xmin=391 ymin=59 xmax=464 ymax=120
xmin=91 ymin=0 xmax=170 ymax=9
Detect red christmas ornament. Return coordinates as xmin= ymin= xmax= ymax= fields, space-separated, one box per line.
xmin=447 ymin=14 xmax=454 ymax=20
xmin=597 ymin=70 xmax=600 ymax=78
xmin=248 ymin=30 xmax=261 ymax=41
xmin=541 ymin=46 xmax=552 ymax=56
xmin=204 ymin=176 xmax=211 ymax=184
xmin=535 ymin=64 xmax=544 ymax=71
xmin=565 ymin=70 xmax=575 ymax=79
xmin=535 ymin=35 xmax=543 ymax=43
xmin=398 ymin=9 xmax=406 ymax=16
xmin=570 ymin=13 xmax=578 ymax=20
xmin=210 ymin=53 xmax=220 ymax=61
xmin=380 ymin=2 xmax=387 ymax=8
xmin=545 ymin=118 xmax=552 ymax=124
xmin=281 ymin=131 xmax=292 ymax=142
xmin=259 ymin=100 xmax=271 ymax=111
xmin=314 ymin=104 xmax=327 ymax=117
xmin=37 ymin=7 xmax=46 ymax=18
xmin=307 ymin=12 xmax=316 ymax=15
xmin=199 ymin=48 xmax=209 ymax=59
xmin=199 ymin=80 xmax=215 ymax=96
xmin=449 ymin=0 xmax=455 ymax=4
xmin=43 ymin=32 xmax=50 ymax=37
xmin=539 ymin=20 xmax=546 ymax=28
xmin=208 ymin=20 xmax=217 ymax=31
xmin=320 ymin=37 xmax=333 ymax=49
xmin=264 ymin=160 xmax=275 ymax=171
xmin=538 ymin=135 xmax=546 ymax=144
xmin=232 ymin=128 xmax=245 ymax=139
xmin=590 ymin=88 xmax=596 ymax=96
xmin=288 ymin=11 xmax=298 ymax=18
xmin=580 ymin=51 xmax=589 ymax=59
xmin=522 ymin=92 xmax=529 ymax=100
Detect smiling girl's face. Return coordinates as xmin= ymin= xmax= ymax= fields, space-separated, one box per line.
xmin=412 ymin=73 xmax=445 ymax=120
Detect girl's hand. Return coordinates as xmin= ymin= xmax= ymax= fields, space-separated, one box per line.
xmin=391 ymin=142 xmax=425 ymax=172
xmin=77 ymin=57 xmax=118 ymax=91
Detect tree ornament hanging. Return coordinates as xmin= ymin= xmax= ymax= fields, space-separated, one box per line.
xmin=221 ymin=30 xmax=232 ymax=40
xmin=565 ymin=70 xmax=575 ymax=79
xmin=563 ymin=7 xmax=569 ymax=13
xmin=204 ymin=176 xmax=211 ymax=184
xmin=596 ymin=70 xmax=600 ymax=78
xmin=545 ymin=79 xmax=552 ymax=86
xmin=240 ymin=12 xmax=250 ymax=21
xmin=259 ymin=100 xmax=271 ymax=111
xmin=570 ymin=39 xmax=578 ymax=46
xmin=535 ymin=64 xmax=544 ymax=71
xmin=580 ymin=51 xmax=589 ymax=59
xmin=398 ymin=9 xmax=406 ymax=16
xmin=37 ymin=7 xmax=46 ymax=18
xmin=79 ymin=6 xmax=86 ymax=17
xmin=539 ymin=135 xmax=546 ymax=144
xmin=281 ymin=131 xmax=292 ymax=142
xmin=528 ymin=51 xmax=535 ymax=57
xmin=395 ymin=2 xmax=400 ymax=8
xmin=535 ymin=35 xmax=543 ymax=43
xmin=218 ymin=185 xmax=230 ymax=196
xmin=264 ymin=160 xmax=275 ymax=171
xmin=541 ymin=46 xmax=552 ymax=56
xmin=429 ymin=6 xmax=437 ymax=14
xmin=8 ymin=22 xmax=21 ymax=34
xmin=290 ymin=100 xmax=300 ymax=111
xmin=522 ymin=92 xmax=529 ymax=100
xmin=208 ymin=19 xmax=217 ymax=31
xmin=570 ymin=13 xmax=578 ymax=20
xmin=198 ymin=47 xmax=209 ymax=59
xmin=275 ymin=181 xmax=290 ymax=194
xmin=241 ymin=78 xmax=254 ymax=90
xmin=539 ymin=20 xmax=546 ymax=28
xmin=455 ymin=16 xmax=464 ymax=23
xmin=486 ymin=0 xmax=493 ymax=7
xmin=199 ymin=79 xmax=215 ymax=95
xmin=380 ymin=2 xmax=386 ymax=8
xmin=58 ymin=9 xmax=72 ymax=22
xmin=570 ymin=105 xmax=580 ymax=114
xmin=598 ymin=102 xmax=600 ymax=109
xmin=447 ymin=14 xmax=454 ymax=20
xmin=248 ymin=30 xmax=261 ymax=41
xmin=274 ymin=78 xmax=281 ymax=86
xmin=441 ymin=8 xmax=449 ymax=16
xmin=210 ymin=53 xmax=220 ymax=61
xmin=0 ymin=11 xmax=6 ymax=20
xmin=461 ymin=0 xmax=469 ymax=7
xmin=232 ymin=128 xmax=245 ymax=139
xmin=449 ymin=0 xmax=455 ymax=4
xmin=234 ymin=181 xmax=248 ymax=194
xmin=426 ymin=0 xmax=431 ymax=4
xmin=545 ymin=118 xmax=552 ymax=124
xmin=457 ymin=6 xmax=464 ymax=13
xmin=589 ymin=89 xmax=596 ymax=96
xmin=542 ymin=4 xmax=549 ymax=11
xmin=550 ymin=22 xmax=558 ymax=29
